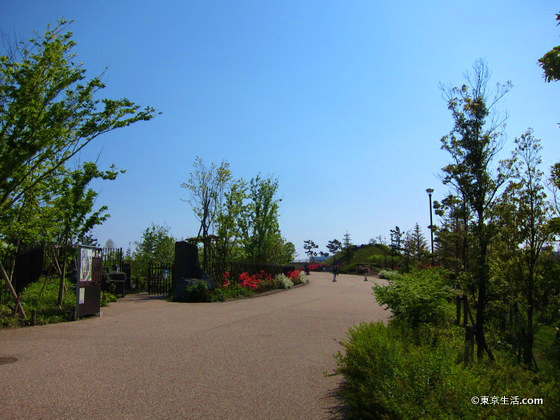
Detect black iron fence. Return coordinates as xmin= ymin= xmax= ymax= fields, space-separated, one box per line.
xmin=147 ymin=263 xmax=173 ymax=295
xmin=101 ymin=247 xmax=123 ymax=272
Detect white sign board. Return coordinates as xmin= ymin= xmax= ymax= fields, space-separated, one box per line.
xmin=79 ymin=248 xmax=93 ymax=282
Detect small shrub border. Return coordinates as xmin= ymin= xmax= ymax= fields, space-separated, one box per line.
xmin=176 ymin=270 xmax=310 ymax=302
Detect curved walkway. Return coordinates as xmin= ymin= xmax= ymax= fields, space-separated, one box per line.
xmin=0 ymin=272 xmax=389 ymax=420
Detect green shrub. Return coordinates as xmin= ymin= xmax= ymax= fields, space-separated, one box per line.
xmin=378 ymin=269 xmax=400 ymax=280
xmin=335 ymin=322 xmax=560 ymax=420
xmin=274 ymin=273 xmax=293 ymax=289
xmin=373 ymin=269 xmax=452 ymax=328
xmin=101 ymin=291 xmax=118 ymax=307
xmin=214 ymin=284 xmax=255 ymax=301
xmin=176 ymin=281 xmax=214 ymax=302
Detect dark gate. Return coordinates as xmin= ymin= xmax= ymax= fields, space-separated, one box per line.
xmin=147 ymin=264 xmax=173 ymax=295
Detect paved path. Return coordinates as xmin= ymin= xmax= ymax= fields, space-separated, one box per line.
xmin=0 ymin=272 xmax=388 ymax=420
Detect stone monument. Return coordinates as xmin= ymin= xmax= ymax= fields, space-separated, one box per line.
xmin=172 ymin=241 xmax=214 ymax=299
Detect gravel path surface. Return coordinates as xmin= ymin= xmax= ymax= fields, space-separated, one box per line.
xmin=0 ymin=272 xmax=388 ymax=420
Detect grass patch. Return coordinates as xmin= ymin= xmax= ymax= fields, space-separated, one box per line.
xmin=1 ymin=277 xmax=118 ymax=327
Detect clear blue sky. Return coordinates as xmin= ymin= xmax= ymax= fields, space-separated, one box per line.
xmin=2 ymin=1 xmax=559 ymax=258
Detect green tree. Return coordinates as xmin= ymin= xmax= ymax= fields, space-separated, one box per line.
xmin=267 ymin=235 xmax=296 ymax=265
xmin=181 ymin=156 xmax=231 ymax=269
xmin=433 ymin=194 xmax=472 ymax=275
xmin=538 ymin=12 xmax=560 ymax=83
xmin=440 ymin=59 xmax=512 ymax=360
xmin=303 ymin=240 xmax=319 ymax=262
xmin=501 ymin=130 xmax=555 ymax=367
xmin=389 ymin=226 xmax=403 ymax=269
xmin=539 ymin=12 xmax=560 ymax=220
xmin=402 ymin=230 xmax=413 ymax=272
xmin=550 ymin=164 xmax=560 ymax=212
xmin=241 ymin=175 xmax=284 ymax=264
xmin=214 ymin=178 xmax=248 ymax=270
xmin=410 ymin=223 xmax=429 ymax=266
xmin=326 ymin=239 xmax=343 ymax=259
xmin=0 ymin=20 xmax=157 ymax=316
xmin=343 ymin=231 xmax=353 ymax=264
xmin=49 ymin=162 xmax=122 ymax=305
xmin=132 ymin=224 xmax=175 ymax=282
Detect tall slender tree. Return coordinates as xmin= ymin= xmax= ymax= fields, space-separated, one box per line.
xmin=343 ymin=231 xmax=353 ymax=264
xmin=389 ymin=226 xmax=403 ymax=269
xmin=508 ymin=130 xmax=555 ymax=366
xmin=440 ymin=59 xmax=513 ymax=360
xmin=181 ymin=157 xmax=231 ymax=268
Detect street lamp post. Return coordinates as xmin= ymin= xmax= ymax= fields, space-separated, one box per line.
xmin=426 ymin=188 xmax=435 ymax=266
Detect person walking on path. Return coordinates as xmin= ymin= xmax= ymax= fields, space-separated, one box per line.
xmin=364 ymin=267 xmax=370 ymax=281
xmin=332 ymin=265 xmax=339 ymax=282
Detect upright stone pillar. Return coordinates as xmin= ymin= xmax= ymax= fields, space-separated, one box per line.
xmin=172 ymin=241 xmax=203 ymax=299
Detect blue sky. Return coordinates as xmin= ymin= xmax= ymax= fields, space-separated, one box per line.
xmin=2 ymin=1 xmax=559 ymax=258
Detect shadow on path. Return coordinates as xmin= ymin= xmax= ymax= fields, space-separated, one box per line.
xmin=118 ymin=293 xmax=168 ymax=302
xmin=323 ymin=382 xmax=350 ymax=420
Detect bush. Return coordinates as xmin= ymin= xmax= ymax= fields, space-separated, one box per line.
xmin=335 ymin=321 xmax=560 ymax=420
xmin=175 ymin=281 xmax=214 ymax=302
xmin=101 ymin=291 xmax=118 ymax=307
xmin=274 ymin=273 xmax=293 ymax=289
xmin=378 ymin=269 xmax=400 ymax=280
xmin=288 ymin=269 xmax=303 ymax=285
xmin=373 ymin=269 xmax=452 ymax=328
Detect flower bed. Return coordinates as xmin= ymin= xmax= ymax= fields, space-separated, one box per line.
xmin=177 ymin=270 xmax=309 ymax=302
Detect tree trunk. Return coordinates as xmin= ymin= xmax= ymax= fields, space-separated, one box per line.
xmin=0 ymin=261 xmax=26 ymax=318
xmin=475 ymin=273 xmax=487 ymax=359
xmin=474 ymin=223 xmax=494 ymax=361
xmin=523 ymin=260 xmax=535 ymax=367
xmin=57 ymin=245 xmax=69 ymax=307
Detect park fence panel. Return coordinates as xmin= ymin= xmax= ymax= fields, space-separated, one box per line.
xmin=148 ymin=263 xmax=173 ymax=295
